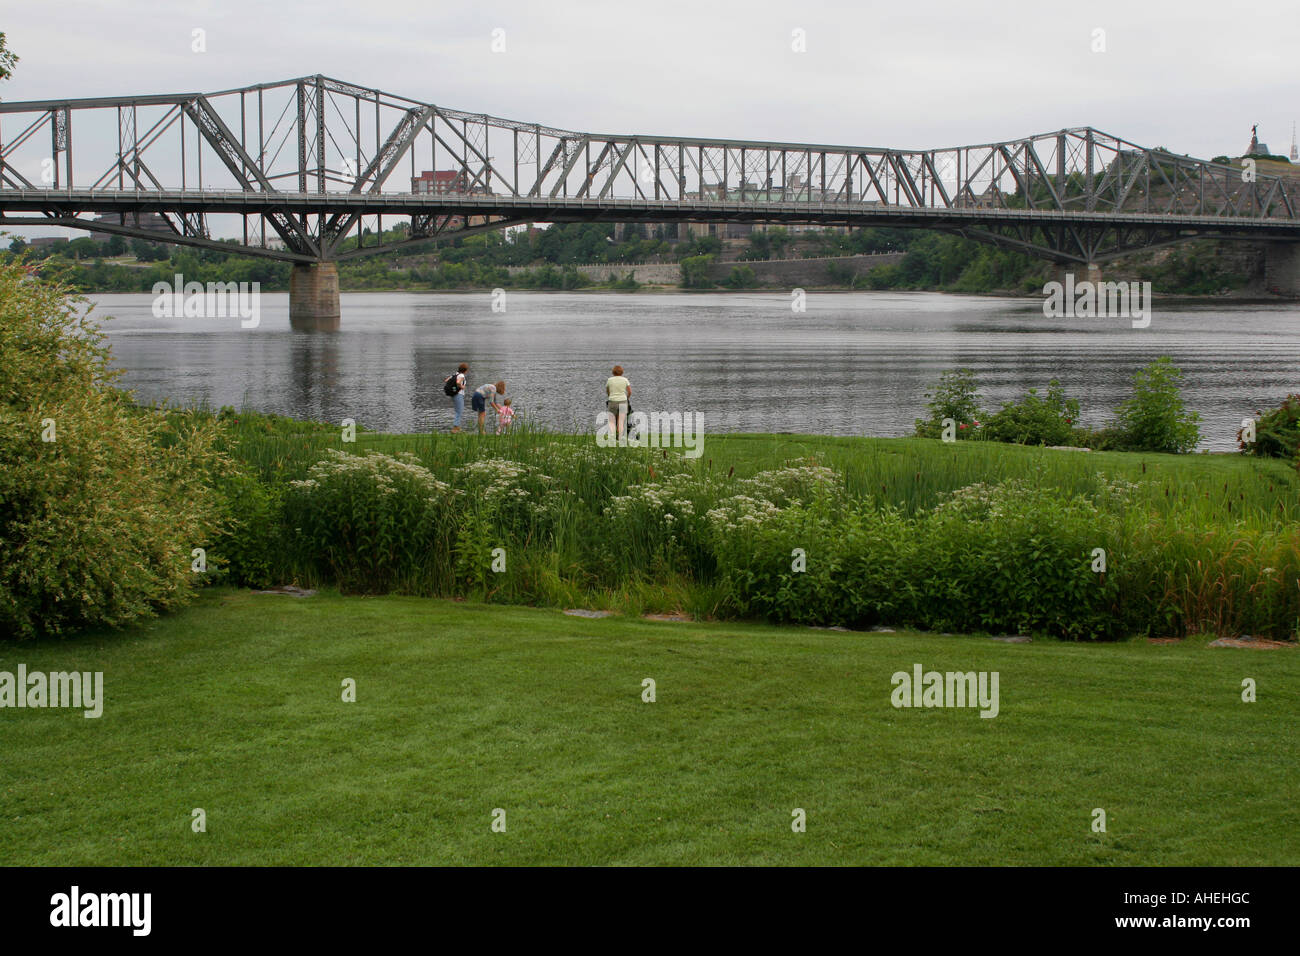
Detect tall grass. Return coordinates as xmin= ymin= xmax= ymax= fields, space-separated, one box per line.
xmin=210 ymin=414 xmax=1300 ymax=640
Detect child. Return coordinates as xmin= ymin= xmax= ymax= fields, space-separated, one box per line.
xmin=495 ymin=397 xmax=515 ymax=434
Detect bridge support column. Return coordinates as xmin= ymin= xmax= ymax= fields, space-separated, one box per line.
xmin=289 ymin=262 xmax=341 ymax=331
xmin=1263 ymin=242 xmax=1300 ymax=297
xmin=1051 ymin=262 xmax=1102 ymax=288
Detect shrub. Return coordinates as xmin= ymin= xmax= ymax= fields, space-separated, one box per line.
xmin=604 ymin=471 xmax=713 ymax=578
xmin=284 ymin=450 xmax=459 ymax=594
xmin=679 ymin=254 xmax=716 ymax=289
xmin=209 ymin=471 xmax=290 ymax=589
xmin=0 ymin=258 xmax=229 ymax=639
xmin=914 ymin=369 xmax=983 ymax=439
xmin=910 ymin=480 xmax=1128 ymax=639
xmin=1114 ymin=357 xmax=1201 ymax=453
xmin=724 ymin=265 xmax=759 ymax=289
xmin=710 ymin=496 xmax=848 ymax=624
xmin=1239 ymin=394 xmax=1300 ymax=464
xmin=982 ymin=380 xmax=1081 ymax=446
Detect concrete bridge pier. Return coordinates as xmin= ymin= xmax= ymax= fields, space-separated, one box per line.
xmin=1052 ymin=262 xmax=1103 ymax=287
xmin=289 ymin=261 xmax=341 ymax=331
xmin=1263 ymin=242 xmax=1300 ymax=297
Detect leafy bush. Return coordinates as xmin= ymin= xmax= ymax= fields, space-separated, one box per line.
xmin=1239 ymin=394 xmax=1300 ymax=464
xmin=0 ymin=259 xmax=229 ymax=639
xmin=724 ymin=264 xmax=759 ymax=289
xmin=1114 ymin=357 xmax=1201 ymax=453
xmin=209 ymin=471 xmax=289 ymax=589
xmin=909 ymin=480 xmax=1128 ymax=640
xmin=284 ymin=450 xmax=459 ymax=594
xmin=679 ymin=254 xmax=716 ymax=289
xmin=713 ymin=475 xmax=1143 ymax=639
xmin=914 ymin=369 xmax=983 ymax=439
xmin=710 ymin=496 xmax=849 ymax=624
xmin=982 ymin=380 xmax=1081 ymax=446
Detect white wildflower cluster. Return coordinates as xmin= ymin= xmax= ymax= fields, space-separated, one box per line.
xmin=290 ymin=449 xmax=452 ymax=500
xmin=931 ymin=477 xmax=1106 ymax=523
xmin=702 ymin=462 xmax=840 ymax=533
xmin=731 ymin=462 xmax=841 ymax=505
xmin=605 ymin=473 xmax=703 ymax=528
xmin=457 ymin=456 xmax=563 ymax=518
xmin=930 ymin=480 xmax=1014 ymax=521
xmin=1093 ymin=473 xmax=1140 ymax=505
xmin=704 ymin=494 xmax=784 ymax=533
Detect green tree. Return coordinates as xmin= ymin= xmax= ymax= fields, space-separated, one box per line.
xmin=1115 ymin=357 xmax=1201 ymax=453
xmin=0 ymin=32 xmax=18 ymax=82
xmin=680 ymin=254 xmax=716 ymax=289
xmin=914 ymin=369 xmax=983 ymax=439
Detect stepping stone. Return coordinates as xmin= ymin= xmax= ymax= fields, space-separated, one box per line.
xmin=643 ymin=613 xmax=692 ymax=622
xmin=563 ymin=609 xmax=615 ymax=618
xmin=991 ymin=635 xmax=1032 ymax=643
xmin=253 ymin=586 xmax=316 ymax=597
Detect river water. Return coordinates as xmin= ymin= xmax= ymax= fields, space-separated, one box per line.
xmin=89 ymin=291 xmax=1299 ymax=451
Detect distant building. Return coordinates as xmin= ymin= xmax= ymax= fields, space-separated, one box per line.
xmin=1291 ymin=123 xmax=1298 ymax=163
xmin=410 ymin=170 xmax=497 ymax=231
xmin=88 ymin=212 xmax=171 ymax=241
xmin=411 ymin=169 xmax=470 ymax=194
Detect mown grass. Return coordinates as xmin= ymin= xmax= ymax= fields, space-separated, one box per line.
xmin=1 ymin=589 xmax=1297 ymax=866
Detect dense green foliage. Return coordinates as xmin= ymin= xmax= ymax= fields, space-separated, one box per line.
xmin=0 ymin=260 xmax=228 ymax=639
xmin=6 ymin=215 xmax=1255 ymax=296
xmin=1240 ymin=394 xmax=1300 ymax=464
xmin=1114 ymin=357 xmax=1202 ymax=454
xmin=914 ymin=369 xmax=983 ymax=440
xmin=913 ymin=360 xmax=1202 ymax=453
xmin=201 ymin=416 xmax=1300 ymax=642
xmin=981 ymin=382 xmax=1080 ymax=447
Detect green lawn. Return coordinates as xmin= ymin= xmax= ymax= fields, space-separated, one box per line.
xmin=2 ymin=588 xmax=1296 ymax=866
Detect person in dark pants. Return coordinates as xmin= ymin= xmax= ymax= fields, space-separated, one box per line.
xmin=471 ymin=380 xmax=506 ymax=434
xmin=605 ymin=365 xmax=630 ymax=441
xmin=447 ymin=362 xmax=469 ymax=432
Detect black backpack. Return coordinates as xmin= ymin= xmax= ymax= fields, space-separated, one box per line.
xmin=443 ymin=372 xmax=462 ymax=396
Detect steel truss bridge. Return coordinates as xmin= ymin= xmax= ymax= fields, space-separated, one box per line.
xmin=2 ymin=74 xmax=1300 ymax=267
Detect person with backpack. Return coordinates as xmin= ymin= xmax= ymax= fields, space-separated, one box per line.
xmin=444 ymin=363 xmax=469 ymax=432
xmin=472 ymin=380 xmax=506 ymax=435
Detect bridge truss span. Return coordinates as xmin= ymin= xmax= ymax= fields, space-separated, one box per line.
xmin=2 ymin=74 xmax=1299 ymax=265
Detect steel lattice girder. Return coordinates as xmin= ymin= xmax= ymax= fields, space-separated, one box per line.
xmin=2 ymin=75 xmax=1298 ymax=262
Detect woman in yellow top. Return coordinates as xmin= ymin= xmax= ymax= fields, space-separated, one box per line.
xmin=605 ymin=365 xmax=631 ymax=441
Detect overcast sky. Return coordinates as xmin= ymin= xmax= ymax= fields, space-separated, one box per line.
xmin=3 ymin=0 xmax=1298 ymax=236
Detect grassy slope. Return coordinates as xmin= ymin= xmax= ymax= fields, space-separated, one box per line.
xmin=2 ymin=589 xmax=1296 ymax=866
